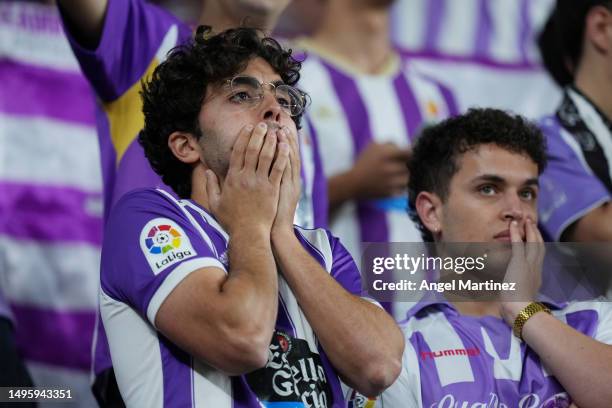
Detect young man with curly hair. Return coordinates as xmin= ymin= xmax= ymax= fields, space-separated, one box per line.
xmin=369 ymin=108 xmax=612 ymax=407
xmin=99 ymin=26 xmax=403 ymax=407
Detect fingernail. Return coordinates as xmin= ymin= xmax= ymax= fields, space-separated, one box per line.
xmin=246 ymin=124 xmax=254 ymax=132
xmin=258 ymin=122 xmax=267 ymax=130
xmin=511 ymin=220 xmax=518 ymax=226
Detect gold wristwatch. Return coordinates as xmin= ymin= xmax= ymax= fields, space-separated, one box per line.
xmin=512 ymin=302 xmax=551 ymax=340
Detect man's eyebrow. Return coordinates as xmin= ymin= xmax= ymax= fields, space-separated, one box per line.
xmin=271 ymin=79 xmax=285 ymax=87
xmin=472 ymin=174 xmax=506 ymax=184
xmin=472 ymin=174 xmax=539 ymax=187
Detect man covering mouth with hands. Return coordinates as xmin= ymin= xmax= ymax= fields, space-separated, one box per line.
xmin=369 ymin=108 xmax=612 ymax=408
xmin=98 ymin=26 xmax=403 ymax=408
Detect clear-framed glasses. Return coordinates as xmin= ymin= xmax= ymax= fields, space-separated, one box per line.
xmin=225 ymin=75 xmax=306 ymax=117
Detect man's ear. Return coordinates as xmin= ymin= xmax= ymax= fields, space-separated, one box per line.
xmin=415 ymin=191 xmax=443 ymax=236
xmin=168 ymin=131 xmax=201 ymax=164
xmin=585 ymin=5 xmax=612 ymax=53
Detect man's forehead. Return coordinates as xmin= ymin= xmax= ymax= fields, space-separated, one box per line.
xmin=237 ymin=57 xmax=283 ymax=82
xmin=456 ymin=144 xmax=539 ymax=182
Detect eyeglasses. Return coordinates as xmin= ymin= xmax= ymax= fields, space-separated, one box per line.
xmin=225 ymin=75 xmax=306 ymax=117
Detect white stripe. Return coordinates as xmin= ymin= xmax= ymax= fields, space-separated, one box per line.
xmin=328 ymin=202 xmax=362 ymax=267
xmin=26 ymin=361 xmax=98 ymax=408
xmin=557 ymin=125 xmax=596 ymax=177
xmin=0 ymin=236 xmax=99 ymax=309
xmin=300 ymin=58 xmax=355 ymax=177
xmin=156 ymin=189 xmax=219 ymax=257
xmin=407 ymin=312 xmax=475 ymax=386
xmin=183 ymin=201 xmax=230 ymax=244
xmin=404 ymin=71 xmax=449 ymax=124
xmin=155 ymin=25 xmax=179 ymax=63
xmin=296 ymin=227 xmax=333 ymax=272
xmin=437 ymin=0 xmax=479 ymax=56
xmin=356 ymin=75 xmax=409 ymax=147
xmin=147 ymin=257 xmax=227 ymax=326
xmin=0 ymin=113 xmax=101 ymax=192
xmin=278 ymin=276 xmax=318 ymax=353
xmin=0 ymin=3 xmax=82 ymax=72
xmin=101 ymin=291 xmax=164 ymax=408
xmin=568 ymin=89 xmax=612 ymax=182
xmin=192 ymin=360 xmax=232 ymax=408
xmin=390 ymin=0 xmax=427 ymax=51
xmin=488 ymin=0 xmax=522 ymax=63
xmin=296 ymin=125 xmax=315 ymax=228
xmin=480 ymin=327 xmax=522 ymax=381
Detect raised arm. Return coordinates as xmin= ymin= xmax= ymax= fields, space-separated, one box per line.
xmin=57 ymin=0 xmax=108 ymax=48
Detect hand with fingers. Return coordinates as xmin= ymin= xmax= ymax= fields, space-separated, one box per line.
xmin=499 ymin=217 xmax=546 ymax=326
xmin=271 ymin=126 xmax=302 ymax=239
xmin=205 ymin=122 xmax=290 ymax=236
xmin=350 ymin=142 xmax=412 ymax=199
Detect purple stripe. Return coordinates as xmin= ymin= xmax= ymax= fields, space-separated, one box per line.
xmin=306 ymin=117 xmax=328 ymax=228
xmin=11 ymin=303 xmax=95 ymax=371
xmin=393 ymin=73 xmax=424 ymax=142
xmin=323 ymin=62 xmax=389 ymax=244
xmin=438 ymin=82 xmax=460 ymax=116
xmin=0 ymin=61 xmax=96 ymax=126
xmin=565 ymin=309 xmax=599 ymax=338
xmin=518 ymin=0 xmax=532 ymax=64
xmin=0 ymin=182 xmax=103 ymax=246
xmin=474 ymin=0 xmax=492 ymax=59
xmin=159 ymin=336 xmax=192 ymax=408
xmin=424 ymin=0 xmax=446 ymax=51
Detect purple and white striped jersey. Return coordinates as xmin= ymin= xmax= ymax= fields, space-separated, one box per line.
xmin=100 ymin=188 xmax=362 ymax=407
xmin=391 ymin=0 xmax=554 ymax=66
xmin=538 ymin=88 xmax=612 ymax=241
xmin=0 ymin=2 xmax=100 ymax=405
xmin=389 ymin=0 xmax=562 ymax=121
xmin=296 ymin=40 xmax=458 ymax=262
xmin=373 ymin=298 xmax=612 ymax=407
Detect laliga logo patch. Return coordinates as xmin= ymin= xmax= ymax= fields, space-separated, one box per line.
xmin=140 ymin=218 xmax=196 ymax=274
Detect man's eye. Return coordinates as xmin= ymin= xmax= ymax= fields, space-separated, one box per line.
xmin=479 ymin=185 xmax=496 ymax=195
xmin=229 ymin=91 xmax=254 ymax=103
xmin=277 ymin=96 xmax=292 ymax=108
xmin=520 ymin=189 xmax=537 ymax=200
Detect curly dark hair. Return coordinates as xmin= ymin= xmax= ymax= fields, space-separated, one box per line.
xmin=139 ymin=26 xmax=305 ymax=198
xmin=407 ymin=108 xmax=547 ymax=242
xmin=538 ymin=0 xmax=612 ymax=86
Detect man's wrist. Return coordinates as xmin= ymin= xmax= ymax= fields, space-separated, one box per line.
xmin=500 ymin=301 xmax=532 ymax=326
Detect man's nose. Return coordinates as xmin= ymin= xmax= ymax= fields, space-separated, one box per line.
xmin=260 ymin=92 xmax=283 ymax=123
xmin=501 ymin=193 xmax=525 ymax=222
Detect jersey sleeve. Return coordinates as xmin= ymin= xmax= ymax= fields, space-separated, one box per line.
xmin=326 ymin=231 xmax=363 ymax=297
xmin=538 ymin=117 xmax=611 ymax=241
xmin=100 ymin=189 xmax=225 ymax=326
xmin=58 ymin=0 xmax=191 ymax=102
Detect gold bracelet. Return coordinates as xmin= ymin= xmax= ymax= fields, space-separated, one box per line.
xmin=512 ymin=302 xmax=551 ymax=340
